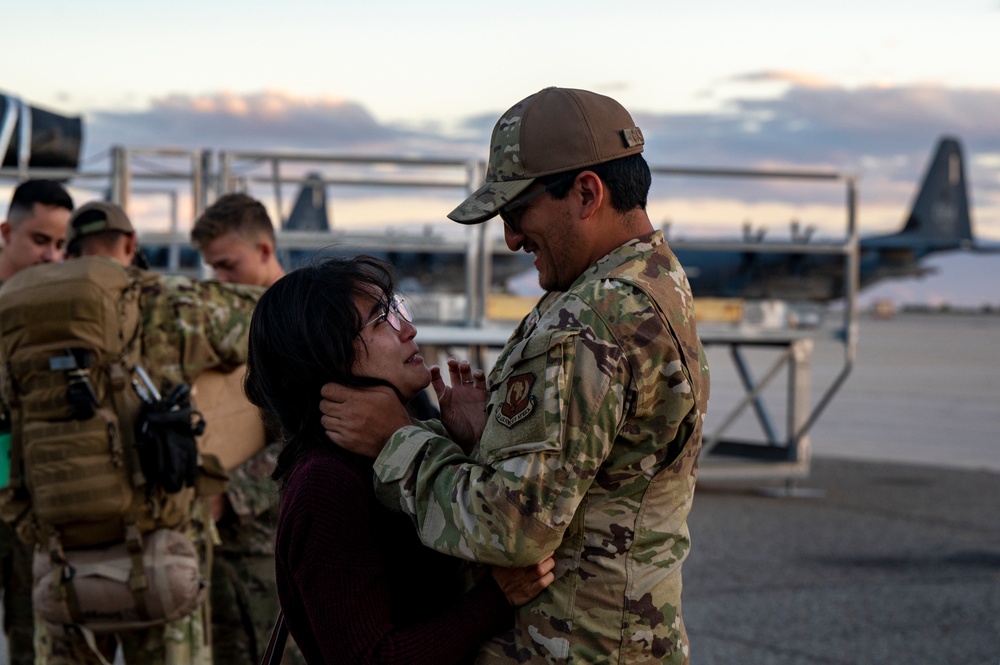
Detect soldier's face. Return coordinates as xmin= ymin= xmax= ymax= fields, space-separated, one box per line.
xmin=200 ymin=231 xmax=271 ymax=287
xmin=502 ymin=186 xmax=586 ymax=292
xmin=0 ymin=203 xmax=70 ymax=275
xmin=352 ymin=293 xmax=431 ymax=402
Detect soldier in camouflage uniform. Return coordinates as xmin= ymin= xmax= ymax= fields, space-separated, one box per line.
xmin=0 ymin=180 xmax=73 ymax=665
xmin=207 ymin=444 xmax=286 ymax=664
xmin=34 ymin=201 xmax=260 ymax=665
xmin=192 ymin=193 xmax=304 ymax=665
xmin=320 ymin=88 xmax=710 ymax=664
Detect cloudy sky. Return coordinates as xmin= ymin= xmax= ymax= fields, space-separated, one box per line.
xmin=4 ymin=0 xmax=1000 ymax=305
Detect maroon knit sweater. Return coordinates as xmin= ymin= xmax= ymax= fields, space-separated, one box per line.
xmin=274 ymin=444 xmax=512 ymax=665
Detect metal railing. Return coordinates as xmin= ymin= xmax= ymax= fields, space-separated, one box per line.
xmin=646 ymin=164 xmax=858 ymax=480
xmin=1 ymin=148 xmax=860 ymax=481
xmin=215 ymin=149 xmax=491 ymax=321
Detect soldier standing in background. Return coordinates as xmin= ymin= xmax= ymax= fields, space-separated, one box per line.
xmin=319 ymin=87 xmax=710 ymax=664
xmin=0 ymin=179 xmax=73 ymax=665
xmin=35 ymin=201 xmax=260 ymax=665
xmin=0 ymin=179 xmax=72 ymax=282
xmin=191 ymin=193 xmax=284 ymax=288
xmin=192 ymin=194 xmax=302 ymax=665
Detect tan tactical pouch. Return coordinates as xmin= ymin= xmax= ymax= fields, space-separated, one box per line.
xmin=33 ymin=527 xmax=206 ymax=634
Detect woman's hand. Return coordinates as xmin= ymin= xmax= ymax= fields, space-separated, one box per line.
xmin=491 ymin=554 xmax=556 ymax=607
xmin=431 ymin=358 xmax=487 ymax=452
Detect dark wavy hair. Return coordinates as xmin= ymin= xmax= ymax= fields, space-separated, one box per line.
xmin=244 ymin=255 xmax=398 ymax=484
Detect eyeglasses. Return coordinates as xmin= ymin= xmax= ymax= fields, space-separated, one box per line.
xmin=498 ymin=176 xmax=571 ymax=232
xmin=361 ymin=294 xmax=412 ymax=332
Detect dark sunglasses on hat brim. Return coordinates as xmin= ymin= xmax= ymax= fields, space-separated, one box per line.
xmin=498 ymin=175 xmax=574 ymax=231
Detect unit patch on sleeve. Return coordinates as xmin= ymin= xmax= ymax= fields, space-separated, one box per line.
xmin=496 ymin=372 xmax=536 ymax=429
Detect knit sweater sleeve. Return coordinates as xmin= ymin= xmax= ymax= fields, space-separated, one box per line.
xmin=279 ymin=454 xmax=511 ymax=665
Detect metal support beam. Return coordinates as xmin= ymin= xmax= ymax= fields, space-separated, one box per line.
xmin=787 ymin=339 xmax=813 ymax=463
xmin=730 ymin=345 xmax=781 ymax=445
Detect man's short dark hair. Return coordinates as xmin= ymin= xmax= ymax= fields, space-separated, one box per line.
xmin=539 ymin=153 xmax=651 ymax=213
xmin=192 ymin=193 xmax=275 ymax=248
xmin=7 ymin=180 xmax=74 ymax=225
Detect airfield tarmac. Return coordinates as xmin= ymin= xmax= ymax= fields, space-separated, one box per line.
xmin=685 ymin=456 xmax=999 ymax=664
xmin=0 ymin=312 xmax=997 ymax=664
xmin=688 ymin=311 xmax=1000 ymax=664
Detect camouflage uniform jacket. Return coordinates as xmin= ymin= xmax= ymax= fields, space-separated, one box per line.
xmin=374 ymin=230 xmax=710 ymax=664
xmin=143 ymin=272 xmax=278 ymax=555
xmin=140 ymin=273 xmax=263 ymax=665
xmin=138 ymin=272 xmax=260 ymax=392
xmin=138 ymin=269 xmax=265 ymax=536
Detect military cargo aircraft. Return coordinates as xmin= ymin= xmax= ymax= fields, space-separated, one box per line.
xmin=673 ymin=136 xmax=991 ymax=301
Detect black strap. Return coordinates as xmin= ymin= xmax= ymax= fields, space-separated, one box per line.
xmin=260 ymin=611 xmax=288 ymax=665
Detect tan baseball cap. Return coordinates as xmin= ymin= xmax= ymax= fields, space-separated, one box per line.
xmin=448 ymin=87 xmax=645 ymax=225
xmin=67 ymin=201 xmax=134 ymax=251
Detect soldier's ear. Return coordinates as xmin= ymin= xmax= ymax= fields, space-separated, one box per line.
xmin=257 ymin=240 xmax=274 ymax=261
xmin=575 ymin=171 xmax=604 ymax=221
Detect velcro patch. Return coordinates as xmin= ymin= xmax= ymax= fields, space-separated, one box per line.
xmin=496 ymin=372 xmax=536 ymax=429
xmin=621 ymin=126 xmax=644 ymax=148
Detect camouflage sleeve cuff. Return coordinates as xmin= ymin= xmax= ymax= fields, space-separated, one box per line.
xmin=373 ymin=424 xmax=460 ymax=509
xmin=405 ymin=418 xmax=450 ymax=438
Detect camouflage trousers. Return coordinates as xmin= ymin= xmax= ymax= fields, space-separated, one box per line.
xmin=211 ymin=550 xmax=303 ymax=665
xmin=0 ymin=520 xmax=34 ymax=665
xmin=33 ymin=604 xmax=212 ymax=665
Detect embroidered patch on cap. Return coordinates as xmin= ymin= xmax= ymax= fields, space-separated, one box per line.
xmin=496 ymin=372 xmax=536 ymax=429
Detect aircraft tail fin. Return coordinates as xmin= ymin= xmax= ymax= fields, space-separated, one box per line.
xmin=899 ymin=136 xmax=972 ymax=245
xmin=283 ymin=172 xmax=330 ymax=231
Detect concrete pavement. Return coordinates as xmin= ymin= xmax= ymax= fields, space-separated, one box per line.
xmin=684 ymin=456 xmax=1000 ymax=664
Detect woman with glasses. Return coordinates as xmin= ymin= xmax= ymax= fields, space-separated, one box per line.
xmin=244 ymin=256 xmax=554 ymax=665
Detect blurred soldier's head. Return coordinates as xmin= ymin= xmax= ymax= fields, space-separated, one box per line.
xmin=66 ymin=201 xmax=138 ymax=268
xmin=0 ymin=179 xmax=73 ymax=281
xmin=192 ymin=193 xmax=284 ymax=288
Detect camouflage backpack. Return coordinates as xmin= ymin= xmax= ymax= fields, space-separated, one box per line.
xmin=0 ymin=257 xmax=208 ymax=630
